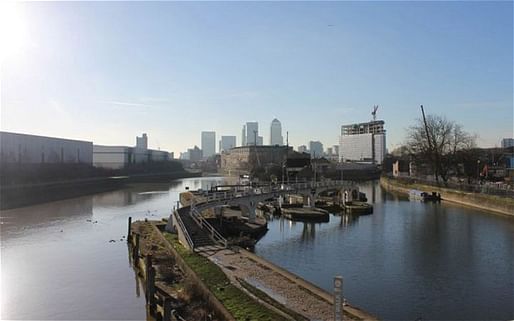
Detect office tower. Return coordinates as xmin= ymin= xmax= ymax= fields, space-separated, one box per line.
xmin=201 ymin=131 xmax=216 ymax=158
xmin=270 ymin=118 xmax=284 ymax=145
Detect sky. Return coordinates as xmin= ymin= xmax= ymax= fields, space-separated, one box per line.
xmin=1 ymin=1 xmax=512 ymax=156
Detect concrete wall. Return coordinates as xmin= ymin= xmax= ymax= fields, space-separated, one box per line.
xmin=380 ymin=176 xmax=514 ymax=217
xmin=0 ymin=131 xmax=93 ymax=164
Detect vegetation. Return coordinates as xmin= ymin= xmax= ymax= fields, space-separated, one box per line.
xmin=405 ymin=113 xmax=477 ymax=183
xmin=163 ymin=233 xmax=289 ymax=321
xmin=0 ymin=160 xmax=187 ymax=186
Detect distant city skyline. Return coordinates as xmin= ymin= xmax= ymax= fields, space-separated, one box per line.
xmin=1 ymin=1 xmax=512 ymax=155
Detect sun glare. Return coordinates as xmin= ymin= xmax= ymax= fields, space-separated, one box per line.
xmin=0 ymin=1 xmax=28 ymax=64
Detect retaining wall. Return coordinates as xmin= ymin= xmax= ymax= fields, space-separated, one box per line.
xmin=380 ymin=176 xmax=514 ymax=217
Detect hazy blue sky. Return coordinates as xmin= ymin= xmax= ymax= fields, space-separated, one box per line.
xmin=1 ymin=1 xmax=512 ymax=155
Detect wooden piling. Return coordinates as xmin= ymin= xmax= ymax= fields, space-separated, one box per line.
xmin=145 ymin=255 xmax=153 ymax=281
xmin=147 ymin=266 xmax=156 ymax=314
xmin=133 ymin=233 xmax=140 ymax=261
xmin=127 ymin=216 xmax=132 ymax=242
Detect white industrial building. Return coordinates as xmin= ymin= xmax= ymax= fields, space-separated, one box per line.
xmin=339 ymin=120 xmax=386 ymax=165
xmin=93 ymin=133 xmax=172 ymax=169
xmin=0 ymin=131 xmax=93 ymax=164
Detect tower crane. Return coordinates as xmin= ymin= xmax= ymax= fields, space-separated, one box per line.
xmin=371 ymin=105 xmax=379 ymax=121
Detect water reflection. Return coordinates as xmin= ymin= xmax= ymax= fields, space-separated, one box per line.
xmin=339 ymin=213 xmax=359 ymax=228
xmin=255 ymin=180 xmax=514 ymax=320
xmin=301 ymin=222 xmax=316 ymax=241
xmin=1 ymin=176 xmax=223 ymax=320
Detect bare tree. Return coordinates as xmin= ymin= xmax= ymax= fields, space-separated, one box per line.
xmin=406 ymin=114 xmax=476 ymax=183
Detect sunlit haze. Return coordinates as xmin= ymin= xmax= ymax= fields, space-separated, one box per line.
xmin=1 ymin=1 xmax=512 ymax=155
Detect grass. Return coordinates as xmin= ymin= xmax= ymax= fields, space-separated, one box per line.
xmin=163 ymin=233 xmax=289 ymax=321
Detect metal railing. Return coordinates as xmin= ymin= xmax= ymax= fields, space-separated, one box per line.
xmin=182 ymin=180 xmax=356 ymax=248
xmin=190 ymin=203 xmax=228 ymax=248
xmin=174 ymin=209 xmax=195 ymax=250
xmin=195 ymin=180 xmax=355 ymax=203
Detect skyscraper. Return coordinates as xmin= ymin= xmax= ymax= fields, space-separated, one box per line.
xmin=241 ymin=125 xmax=246 ymax=146
xmin=245 ymin=122 xmax=259 ymax=145
xmin=270 ymin=118 xmax=283 ymax=146
xmin=219 ymin=136 xmax=237 ymax=153
xmin=201 ymin=131 xmax=216 ymax=158
xmin=309 ymin=141 xmax=323 ymax=158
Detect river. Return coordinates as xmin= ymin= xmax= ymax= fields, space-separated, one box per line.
xmin=1 ymin=178 xmax=513 ymax=320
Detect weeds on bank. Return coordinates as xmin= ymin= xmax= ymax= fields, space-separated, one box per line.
xmin=163 ymin=233 xmax=289 ymax=321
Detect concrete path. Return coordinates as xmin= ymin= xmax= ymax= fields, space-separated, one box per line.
xmin=205 ymin=248 xmax=377 ymax=321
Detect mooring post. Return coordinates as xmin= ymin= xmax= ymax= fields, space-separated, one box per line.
xmin=145 ymin=255 xmax=153 ymax=281
xmin=147 ymin=267 xmax=156 ymax=314
xmin=163 ymin=297 xmax=172 ymax=321
xmin=133 ymin=233 xmax=140 ymax=261
xmin=127 ymin=217 xmax=132 ymax=242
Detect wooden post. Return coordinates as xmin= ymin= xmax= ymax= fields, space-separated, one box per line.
xmin=133 ymin=233 xmax=140 ymax=261
xmin=127 ymin=217 xmax=132 ymax=242
xmin=147 ymin=267 xmax=156 ymax=315
xmin=163 ymin=297 xmax=172 ymax=321
xmin=145 ymin=255 xmax=153 ymax=281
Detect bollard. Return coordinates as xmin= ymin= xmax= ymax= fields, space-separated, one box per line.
xmin=127 ymin=217 xmax=132 ymax=242
xmin=334 ymin=276 xmax=343 ymax=321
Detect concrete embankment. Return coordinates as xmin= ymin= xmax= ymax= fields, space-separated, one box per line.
xmin=0 ymin=171 xmax=201 ymax=210
xmin=138 ymin=217 xmax=377 ymax=321
xmin=380 ymin=176 xmax=514 ymax=217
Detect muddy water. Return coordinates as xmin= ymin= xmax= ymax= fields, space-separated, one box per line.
xmin=1 ymin=177 xmax=222 ymax=320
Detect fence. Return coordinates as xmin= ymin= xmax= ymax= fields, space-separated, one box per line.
xmin=389 ymin=175 xmax=514 ymax=198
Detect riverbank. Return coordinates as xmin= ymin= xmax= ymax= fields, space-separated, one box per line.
xmin=134 ymin=218 xmax=376 ymax=321
xmin=380 ymin=176 xmax=514 ymax=217
xmin=0 ymin=171 xmax=201 ymax=210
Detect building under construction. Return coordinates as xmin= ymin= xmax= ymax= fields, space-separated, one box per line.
xmin=339 ymin=120 xmax=386 ymax=165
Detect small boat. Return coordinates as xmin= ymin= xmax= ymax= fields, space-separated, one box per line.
xmin=409 ymin=189 xmax=441 ymax=202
